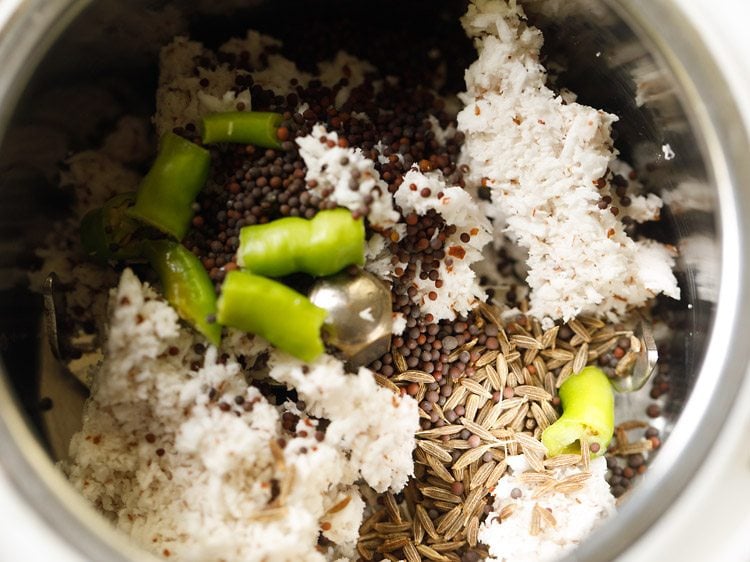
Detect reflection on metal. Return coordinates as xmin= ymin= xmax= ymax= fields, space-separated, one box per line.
xmin=611 ymin=320 xmax=659 ymax=393
xmin=309 ymin=268 xmax=393 ymax=369
xmin=41 ymin=273 xmax=90 ymax=390
xmin=42 ymin=273 xmax=66 ymax=362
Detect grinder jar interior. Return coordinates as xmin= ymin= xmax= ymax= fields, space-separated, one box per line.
xmin=0 ymin=1 xmax=747 ymax=561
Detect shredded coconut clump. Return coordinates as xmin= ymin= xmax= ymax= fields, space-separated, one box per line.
xmin=394 ymin=168 xmax=492 ymax=321
xmin=155 ymin=32 xmax=310 ymax=137
xmin=427 ymin=114 xmax=457 ymax=146
xmin=155 ymin=36 xmax=249 ymax=137
xmin=480 ymin=455 xmax=615 ymax=562
xmin=297 ymin=123 xmax=400 ymax=228
xmin=65 ymin=270 xmax=417 ymax=561
xmin=155 ymin=35 xmax=377 ymax=138
xmin=317 ymin=51 xmax=376 ymax=108
xmin=268 ymin=352 xmax=419 ymax=493
xmin=457 ymin=0 xmax=679 ymax=322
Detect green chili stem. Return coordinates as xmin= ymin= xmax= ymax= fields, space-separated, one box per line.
xmin=217 ymin=270 xmax=326 ymax=362
xmin=201 ymin=111 xmax=283 ymax=148
xmin=144 ymin=240 xmax=221 ymax=346
xmin=237 ymin=208 xmax=365 ymax=277
xmin=541 ymin=365 xmax=615 ymax=457
xmin=129 ymin=132 xmax=211 ymax=240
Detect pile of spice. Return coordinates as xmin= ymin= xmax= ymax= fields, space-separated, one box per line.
xmin=358 ymin=304 xmax=655 ymax=562
xmin=35 ymin=1 xmax=683 ymax=561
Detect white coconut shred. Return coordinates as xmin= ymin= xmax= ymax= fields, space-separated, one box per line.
xmin=296 ymin=123 xmax=400 ymax=229
xmin=393 ymin=168 xmax=492 ymax=321
xmin=66 ymin=270 xmax=418 ymax=561
xmin=457 ymin=0 xmax=679 ymax=323
xmin=480 ymin=455 xmax=616 ymax=562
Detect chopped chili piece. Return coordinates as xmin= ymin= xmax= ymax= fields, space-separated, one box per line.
xmin=129 ymin=132 xmax=211 ymax=240
xmin=237 ymin=208 xmax=364 ymax=277
xmin=201 ymin=111 xmax=284 ymax=149
xmin=144 ymin=239 xmax=221 ymax=346
xmin=217 ymin=270 xmax=326 ymax=362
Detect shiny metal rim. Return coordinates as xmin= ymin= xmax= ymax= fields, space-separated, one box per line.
xmin=0 ymin=2 xmax=154 ymax=560
xmin=0 ymin=1 xmax=747 ymax=560
xmin=576 ymin=0 xmax=750 ymax=559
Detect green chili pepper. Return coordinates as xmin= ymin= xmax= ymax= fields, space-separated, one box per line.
xmin=80 ymin=192 xmax=142 ymax=262
xmin=143 ymin=240 xmax=221 ymax=346
xmin=129 ymin=132 xmax=211 ymax=240
xmin=541 ymin=365 xmax=615 ymax=457
xmin=216 ymin=270 xmax=326 ymax=362
xmin=201 ymin=111 xmax=283 ymax=148
xmin=237 ymin=208 xmax=365 ymax=277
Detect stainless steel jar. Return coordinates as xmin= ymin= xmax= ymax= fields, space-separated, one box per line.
xmin=0 ymin=1 xmax=748 ymax=560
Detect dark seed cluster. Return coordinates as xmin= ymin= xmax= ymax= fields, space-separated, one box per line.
xmin=605 ymin=425 xmax=662 ymax=498
xmin=593 ymin=170 xmax=638 ymax=221
xmin=182 ymin=42 xmax=466 ymax=291
xmin=596 ymin=331 xmax=633 ymax=377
